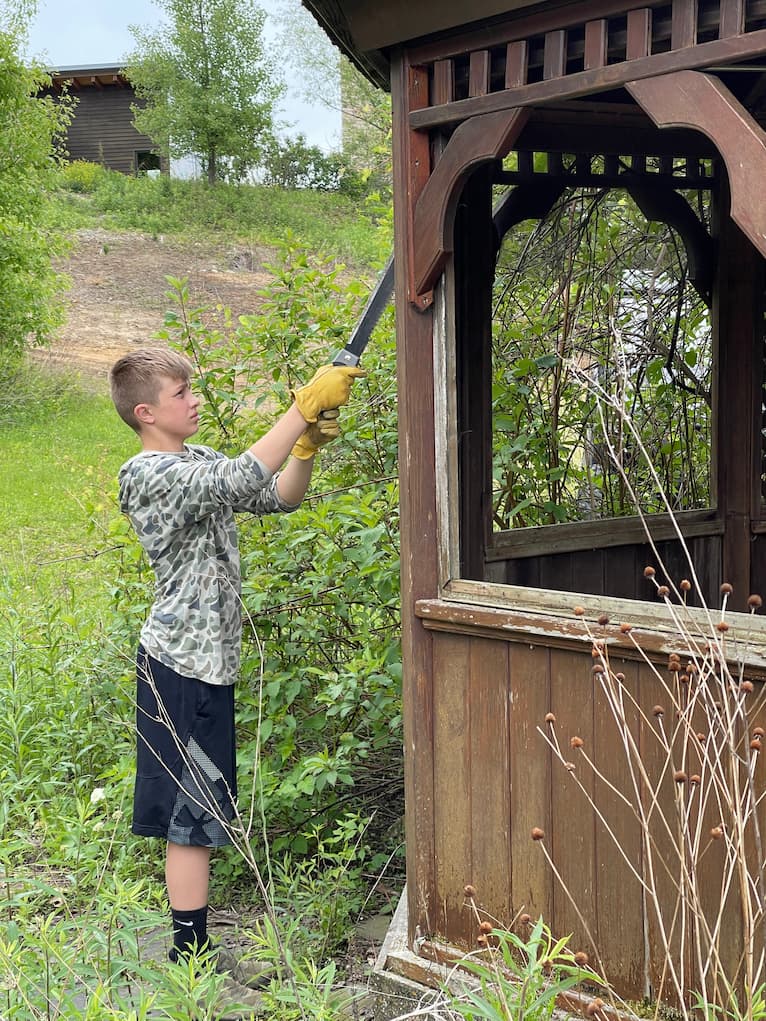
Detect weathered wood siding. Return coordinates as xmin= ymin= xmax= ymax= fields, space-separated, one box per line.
xmin=53 ymin=85 xmax=158 ymax=174
xmin=416 ymin=622 xmax=764 ymax=1002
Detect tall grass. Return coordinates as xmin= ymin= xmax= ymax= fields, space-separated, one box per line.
xmin=49 ymin=164 xmax=385 ymax=267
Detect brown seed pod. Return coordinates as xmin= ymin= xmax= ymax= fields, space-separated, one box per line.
xmin=721 ymin=583 xmax=734 ymax=595
xmin=464 ymin=884 xmax=476 ymax=898
xmin=680 ymin=673 xmax=690 ymax=685
xmin=574 ymin=606 xmax=585 ymax=616
xmin=619 ymin=622 xmax=632 ymax=634
xmin=741 ymin=680 xmax=754 ymax=693
xmin=574 ymin=951 xmax=590 ymax=967
xmin=674 ymin=770 xmax=687 ymax=784
xmin=586 ymin=999 xmax=605 ymax=1017
xmin=519 ymin=913 xmax=531 ymax=925
xmin=479 ymin=920 xmax=493 ymax=934
xmin=754 ymin=726 xmax=765 ymax=738
xmin=751 ymin=739 xmax=762 ymax=751
xmin=476 ymin=934 xmax=488 ymax=947
xmin=657 ymin=585 xmax=670 ymax=598
xmin=643 ymin=566 xmax=656 ymax=578
xmin=652 ymin=705 xmax=665 ymax=717
xmin=680 ymin=579 xmax=692 ymax=592
xmin=690 ymin=774 xmax=701 ymax=785
xmin=570 ymin=736 xmax=584 ymax=749
xmin=565 ymin=761 xmax=576 ymax=772
xmin=531 ymin=827 xmax=545 ymax=841
xmin=544 ymin=712 xmax=556 ymax=724
xmin=716 ymin=621 xmax=730 ymax=633
xmin=696 ymin=732 xmax=706 ymax=742
xmin=748 ymin=594 xmax=763 ymax=610
xmin=615 ymin=672 xmax=625 ymax=682
xmin=711 ymin=826 xmax=723 ymax=840
xmin=592 ymin=663 xmax=604 ymax=675
xmin=597 ymin=614 xmax=609 ymax=626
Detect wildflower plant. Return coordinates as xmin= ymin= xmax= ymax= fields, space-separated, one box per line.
xmin=523 ymin=348 xmax=766 ymax=1019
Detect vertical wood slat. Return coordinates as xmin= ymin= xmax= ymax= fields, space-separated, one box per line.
xmin=505 ymin=39 xmax=528 ymax=87
xmin=627 ymin=8 xmax=652 ymax=59
xmin=543 ymin=29 xmax=566 ymax=80
xmin=720 ymin=0 xmax=745 ymax=38
xmin=593 ymin=658 xmax=646 ymax=999
xmin=433 ymin=59 xmax=455 ymax=105
xmin=469 ymin=638 xmax=512 ymax=926
xmin=469 ymin=49 xmax=491 ymax=97
xmin=638 ymin=658 xmax=681 ymax=1004
xmin=584 ymin=19 xmax=608 ymax=70
xmin=550 ymin=648 xmax=597 ymax=958
xmin=432 ymin=632 xmax=474 ymax=946
xmin=509 ymin=643 xmax=553 ymax=923
xmin=671 ymin=0 xmax=698 ymax=49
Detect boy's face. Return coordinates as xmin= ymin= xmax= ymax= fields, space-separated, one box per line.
xmin=135 ymin=375 xmax=200 ymax=449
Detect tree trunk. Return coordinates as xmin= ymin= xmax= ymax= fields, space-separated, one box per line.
xmin=207 ymin=147 xmax=217 ymax=185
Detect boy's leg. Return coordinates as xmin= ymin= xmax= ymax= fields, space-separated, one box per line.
xmin=166 ymin=841 xmax=211 ymax=958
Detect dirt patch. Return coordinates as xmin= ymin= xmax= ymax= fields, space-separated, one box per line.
xmin=32 ymin=228 xmax=274 ymax=381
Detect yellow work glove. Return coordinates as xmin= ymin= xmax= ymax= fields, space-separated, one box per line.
xmin=291 ymin=364 xmax=366 ymax=423
xmin=291 ymin=409 xmax=341 ymax=460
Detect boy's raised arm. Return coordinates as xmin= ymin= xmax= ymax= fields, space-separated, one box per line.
xmin=248 ymin=364 xmax=365 ymax=474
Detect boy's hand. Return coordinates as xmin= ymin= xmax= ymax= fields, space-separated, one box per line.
xmin=291 ymin=364 xmax=366 ymax=423
xmin=291 ymin=409 xmax=340 ymax=460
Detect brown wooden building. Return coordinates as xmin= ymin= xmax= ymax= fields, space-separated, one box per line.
xmin=44 ymin=65 xmax=161 ymax=175
xmin=305 ymin=0 xmax=766 ymax=1010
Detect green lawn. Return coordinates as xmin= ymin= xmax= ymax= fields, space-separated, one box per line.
xmin=0 ymin=385 xmax=138 ymax=612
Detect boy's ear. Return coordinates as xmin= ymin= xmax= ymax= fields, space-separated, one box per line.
xmin=134 ymin=403 xmax=154 ymax=426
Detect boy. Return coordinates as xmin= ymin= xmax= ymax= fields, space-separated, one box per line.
xmin=108 ymin=347 xmax=363 ymax=995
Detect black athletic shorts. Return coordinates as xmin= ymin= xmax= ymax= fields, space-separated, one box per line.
xmin=132 ymin=646 xmax=237 ymax=847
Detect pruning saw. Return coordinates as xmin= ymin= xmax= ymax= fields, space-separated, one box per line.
xmin=329 ymin=254 xmax=395 ymax=367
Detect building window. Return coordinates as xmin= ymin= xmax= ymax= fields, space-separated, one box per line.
xmin=135 ymin=150 xmax=161 ymax=174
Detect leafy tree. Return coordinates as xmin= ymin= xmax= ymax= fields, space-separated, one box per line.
xmin=0 ymin=2 xmax=74 ymax=353
xmin=124 ymin=0 xmax=283 ymax=185
xmin=272 ymin=0 xmax=392 ymax=196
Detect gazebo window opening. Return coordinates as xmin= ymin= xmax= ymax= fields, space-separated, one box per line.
xmin=490 ymin=186 xmax=713 ymax=535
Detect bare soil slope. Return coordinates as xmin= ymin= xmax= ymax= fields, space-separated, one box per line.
xmin=34 ymin=228 xmax=273 ymax=379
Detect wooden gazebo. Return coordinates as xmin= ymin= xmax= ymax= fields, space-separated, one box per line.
xmin=305 ymin=0 xmax=766 ymax=1007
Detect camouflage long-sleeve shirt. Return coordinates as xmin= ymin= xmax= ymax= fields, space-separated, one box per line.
xmin=118 ymin=444 xmax=300 ymax=686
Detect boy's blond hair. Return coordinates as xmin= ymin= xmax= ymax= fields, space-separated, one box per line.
xmin=109 ymin=347 xmax=194 ymax=432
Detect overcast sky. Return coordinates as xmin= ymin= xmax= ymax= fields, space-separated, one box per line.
xmin=23 ymin=0 xmax=341 ymax=151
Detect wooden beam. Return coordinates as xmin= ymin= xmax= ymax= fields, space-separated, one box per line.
xmin=412 ymin=107 xmax=530 ymax=296
xmin=410 ymin=29 xmax=766 ymax=130
xmin=627 ymin=71 xmax=766 ymax=261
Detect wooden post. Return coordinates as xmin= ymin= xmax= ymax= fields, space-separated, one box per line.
xmin=391 ymin=50 xmax=441 ymax=948
xmin=714 ymin=180 xmax=762 ymax=610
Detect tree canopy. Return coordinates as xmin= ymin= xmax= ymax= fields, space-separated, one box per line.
xmin=124 ymin=0 xmax=283 ymax=185
xmin=0 ymin=3 xmax=74 ymax=354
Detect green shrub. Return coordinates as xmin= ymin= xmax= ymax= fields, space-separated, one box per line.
xmin=150 ymin=242 xmax=402 ymax=867
xmin=58 ymin=159 xmax=110 ymax=193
